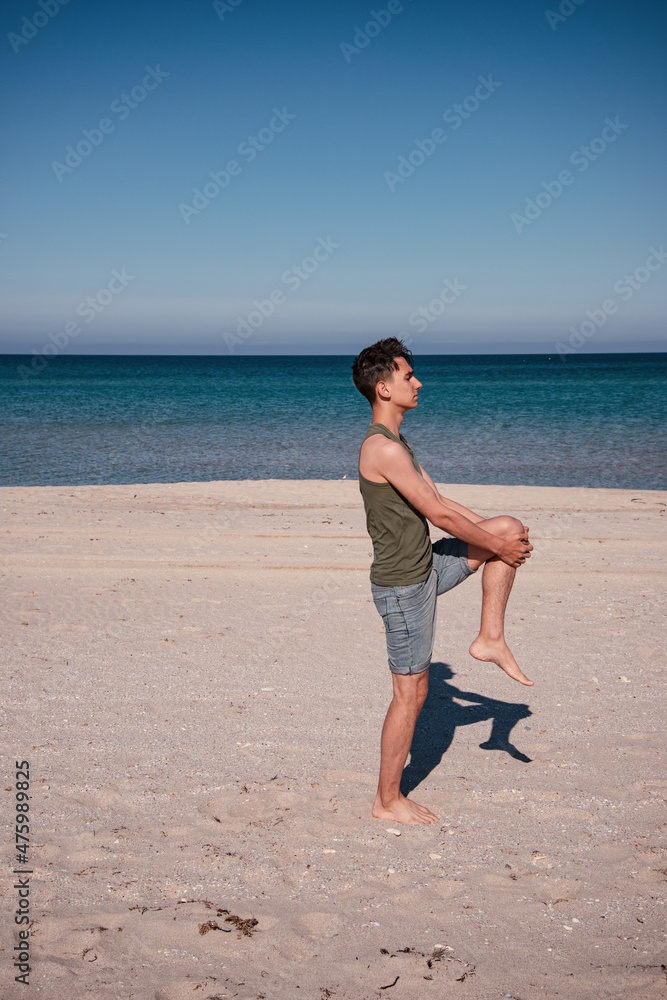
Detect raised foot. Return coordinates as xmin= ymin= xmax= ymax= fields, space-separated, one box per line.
xmin=469 ymin=637 xmax=534 ymax=686
xmin=371 ymin=792 xmax=438 ymax=825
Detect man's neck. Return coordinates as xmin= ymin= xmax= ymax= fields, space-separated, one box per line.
xmin=370 ymin=408 xmax=404 ymax=439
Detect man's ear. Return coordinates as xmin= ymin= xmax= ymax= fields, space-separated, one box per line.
xmin=376 ymin=379 xmax=390 ymax=400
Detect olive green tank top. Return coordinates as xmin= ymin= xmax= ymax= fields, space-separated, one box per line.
xmin=358 ymin=423 xmax=432 ymax=586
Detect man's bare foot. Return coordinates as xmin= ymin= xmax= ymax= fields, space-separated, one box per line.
xmin=469 ymin=636 xmax=534 ymax=686
xmin=371 ymin=792 xmax=438 ymax=825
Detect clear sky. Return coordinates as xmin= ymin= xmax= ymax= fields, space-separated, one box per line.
xmin=1 ymin=0 xmax=665 ymax=355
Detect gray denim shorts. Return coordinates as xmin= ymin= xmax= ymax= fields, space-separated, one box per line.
xmin=370 ymin=536 xmax=478 ymax=675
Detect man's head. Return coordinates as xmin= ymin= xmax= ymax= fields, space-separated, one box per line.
xmin=351 ymin=337 xmax=417 ymax=406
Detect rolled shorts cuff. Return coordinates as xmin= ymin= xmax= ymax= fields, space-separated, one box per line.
xmin=388 ymin=654 xmax=432 ymax=676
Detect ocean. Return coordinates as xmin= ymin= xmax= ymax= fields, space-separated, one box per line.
xmin=0 ymin=353 xmax=665 ymax=489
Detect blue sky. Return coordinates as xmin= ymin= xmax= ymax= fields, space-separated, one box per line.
xmin=1 ymin=0 xmax=665 ymax=354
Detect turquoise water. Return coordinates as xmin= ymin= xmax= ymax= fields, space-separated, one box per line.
xmin=0 ymin=354 xmax=665 ymax=489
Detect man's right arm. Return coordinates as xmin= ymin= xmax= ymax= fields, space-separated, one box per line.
xmin=379 ymin=440 xmax=529 ymax=568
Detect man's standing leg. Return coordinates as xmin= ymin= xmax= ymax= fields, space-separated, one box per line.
xmin=371 ymin=669 xmax=438 ymax=825
xmin=467 ymin=515 xmax=534 ymax=687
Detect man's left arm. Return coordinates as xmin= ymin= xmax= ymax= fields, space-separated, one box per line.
xmin=419 ymin=466 xmax=486 ymax=524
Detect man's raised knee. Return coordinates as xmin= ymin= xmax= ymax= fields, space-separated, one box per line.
xmin=494 ymin=514 xmax=524 ymax=535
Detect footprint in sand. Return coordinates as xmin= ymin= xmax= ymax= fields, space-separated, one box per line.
xmin=154 ymin=979 xmax=227 ymax=1000
xmin=38 ymin=923 xmax=113 ymax=975
xmin=275 ymin=931 xmax=320 ymax=962
xmin=61 ymin=788 xmax=121 ymax=808
xmin=200 ymin=787 xmax=306 ymax=826
xmin=293 ymin=911 xmax=344 ymax=940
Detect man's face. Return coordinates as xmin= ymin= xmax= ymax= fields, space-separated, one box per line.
xmin=379 ymin=356 xmax=422 ymax=408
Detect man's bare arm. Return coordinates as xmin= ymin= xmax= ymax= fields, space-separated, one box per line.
xmin=419 ymin=465 xmax=486 ymax=524
xmin=377 ymin=441 xmax=531 ymax=568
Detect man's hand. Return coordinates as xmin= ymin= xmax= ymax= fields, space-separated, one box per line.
xmin=496 ymin=528 xmax=532 ymax=568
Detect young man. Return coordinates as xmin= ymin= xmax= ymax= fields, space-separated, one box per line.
xmin=352 ymin=338 xmax=534 ymax=826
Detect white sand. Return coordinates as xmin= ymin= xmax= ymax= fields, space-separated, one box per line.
xmin=1 ymin=480 xmax=666 ymax=999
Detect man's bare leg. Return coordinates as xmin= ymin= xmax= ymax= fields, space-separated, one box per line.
xmin=467 ymin=515 xmax=534 ymax=687
xmin=372 ymin=668 xmax=438 ymax=825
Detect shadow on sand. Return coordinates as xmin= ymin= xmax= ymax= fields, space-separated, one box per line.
xmin=400 ymin=661 xmax=533 ymax=797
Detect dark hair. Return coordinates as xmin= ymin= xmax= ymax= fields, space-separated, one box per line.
xmin=351 ymin=337 xmax=414 ymax=405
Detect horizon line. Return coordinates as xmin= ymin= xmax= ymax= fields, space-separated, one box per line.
xmin=2 ymin=349 xmax=666 ymax=358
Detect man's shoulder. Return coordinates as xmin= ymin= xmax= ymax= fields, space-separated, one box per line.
xmin=361 ymin=430 xmax=405 ymax=454
xmin=359 ymin=429 xmax=413 ymax=482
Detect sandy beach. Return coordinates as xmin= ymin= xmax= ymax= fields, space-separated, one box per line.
xmin=1 ymin=479 xmax=666 ymax=1000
